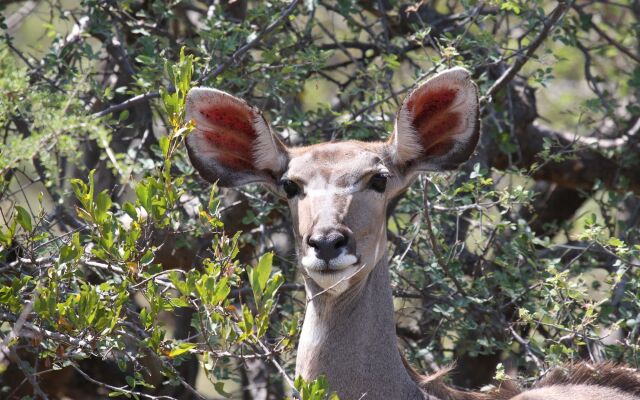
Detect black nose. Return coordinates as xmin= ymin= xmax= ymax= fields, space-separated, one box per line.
xmin=307 ymin=231 xmax=349 ymax=262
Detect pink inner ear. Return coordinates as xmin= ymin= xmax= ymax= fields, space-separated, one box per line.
xmin=409 ymin=88 xmax=462 ymax=156
xmin=198 ymin=104 xmax=258 ymax=170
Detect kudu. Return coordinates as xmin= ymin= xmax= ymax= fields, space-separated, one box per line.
xmin=185 ymin=68 xmax=640 ymax=400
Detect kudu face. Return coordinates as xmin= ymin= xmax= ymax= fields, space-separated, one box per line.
xmin=185 ymin=67 xmax=480 ymax=294
xmin=284 ymin=141 xmax=394 ymax=293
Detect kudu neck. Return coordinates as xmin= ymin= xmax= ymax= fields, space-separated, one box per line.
xmin=296 ymin=255 xmax=426 ymax=399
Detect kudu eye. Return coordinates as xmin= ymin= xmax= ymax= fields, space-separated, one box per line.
xmin=369 ymin=173 xmax=388 ymax=193
xmin=281 ymin=179 xmax=301 ymax=199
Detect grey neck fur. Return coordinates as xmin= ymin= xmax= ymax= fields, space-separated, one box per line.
xmin=295 ymin=255 xmax=429 ymax=400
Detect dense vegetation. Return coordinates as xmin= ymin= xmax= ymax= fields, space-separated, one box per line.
xmin=1 ymin=0 xmax=639 ymax=399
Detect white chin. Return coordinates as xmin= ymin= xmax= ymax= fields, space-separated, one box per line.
xmin=300 ymin=253 xmax=360 ymax=295
xmin=306 ymin=267 xmax=357 ymax=295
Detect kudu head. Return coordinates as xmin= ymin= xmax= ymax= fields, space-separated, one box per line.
xmin=185 ymin=67 xmax=480 ymax=296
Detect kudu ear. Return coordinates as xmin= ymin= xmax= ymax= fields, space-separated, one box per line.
xmin=388 ymin=67 xmax=480 ymax=181
xmin=185 ymin=88 xmax=288 ymax=189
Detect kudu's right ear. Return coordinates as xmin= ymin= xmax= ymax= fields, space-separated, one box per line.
xmin=185 ymin=88 xmax=289 ymax=189
xmin=388 ymin=67 xmax=480 ymax=183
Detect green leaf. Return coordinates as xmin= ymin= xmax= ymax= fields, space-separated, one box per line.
xmin=253 ymin=252 xmax=273 ymax=294
xmin=169 ymin=297 xmax=190 ymax=308
xmin=159 ymin=136 xmax=170 ymax=158
xmin=607 ymin=237 xmax=624 ymax=247
xmin=123 ymin=202 xmax=138 ymax=219
xmin=139 ymin=250 xmax=154 ymax=266
xmin=15 ymin=205 xmax=32 ymax=231
xmin=214 ymin=382 xmax=232 ymax=398
xmin=212 ymin=276 xmax=230 ymax=305
xmin=95 ymin=191 xmax=112 ymax=223
xmin=500 ymin=0 xmax=521 ymax=14
xmin=59 ymin=243 xmax=79 ymax=263
xmin=118 ymin=109 xmax=130 ymax=122
xmin=168 ymin=342 xmax=196 ymax=358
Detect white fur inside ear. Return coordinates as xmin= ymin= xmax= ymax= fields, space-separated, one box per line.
xmin=392 ymin=67 xmax=479 ymax=166
xmin=393 ymin=104 xmax=423 ymax=164
xmin=252 ymin=114 xmax=288 ymax=173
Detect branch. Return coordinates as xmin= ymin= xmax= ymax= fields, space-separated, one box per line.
xmin=71 ymin=364 xmax=177 ymax=400
xmin=92 ymin=92 xmax=161 ymax=118
xmin=195 ymin=0 xmax=300 ymax=85
xmin=5 ymin=1 xmax=38 ymax=35
xmin=0 ymin=312 xmax=95 ymax=349
xmin=423 ymin=185 xmax=468 ymax=296
xmin=573 ymin=5 xmax=640 ymax=64
xmin=482 ymin=1 xmax=571 ymax=103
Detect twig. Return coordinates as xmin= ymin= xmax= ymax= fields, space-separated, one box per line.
xmin=71 ymin=363 xmax=178 ymax=400
xmin=482 ymin=1 xmax=571 ymax=103
xmin=11 ymin=351 xmax=50 ymax=400
xmin=226 ymin=320 xmax=301 ymax=399
xmin=92 ymin=92 xmax=161 ymax=118
xmin=130 ymin=268 xmax=188 ymax=288
xmin=422 ymin=183 xmax=468 ymax=296
xmin=0 ymin=297 xmax=35 ymax=367
xmin=305 ymin=263 xmax=368 ymax=302
xmin=0 ymin=312 xmax=94 ymax=349
xmin=254 ymin=338 xmax=301 ymax=399
xmin=508 ymin=326 xmax=544 ymax=370
xmin=573 ymin=4 xmax=640 ymax=64
xmin=196 ymin=0 xmax=300 ymax=85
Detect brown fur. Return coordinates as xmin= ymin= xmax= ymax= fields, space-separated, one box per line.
xmin=402 ymin=356 xmax=519 ymax=400
xmin=404 ymin=359 xmax=640 ymax=400
xmin=535 ymin=362 xmax=640 ymax=395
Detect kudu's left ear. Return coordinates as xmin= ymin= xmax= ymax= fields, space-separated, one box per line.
xmin=388 ymin=67 xmax=480 ymax=178
xmin=184 ymin=88 xmax=288 ymax=190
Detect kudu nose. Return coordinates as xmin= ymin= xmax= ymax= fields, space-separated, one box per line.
xmin=307 ymin=231 xmax=349 ymax=262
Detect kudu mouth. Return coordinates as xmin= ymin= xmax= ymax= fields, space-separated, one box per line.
xmin=309 ymin=255 xmax=361 ymax=274
xmin=300 ymin=248 xmax=360 ymax=273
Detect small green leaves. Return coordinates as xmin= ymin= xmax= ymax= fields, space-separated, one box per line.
xmin=294 ymin=375 xmax=339 ymax=400
xmin=500 ymin=0 xmax=521 ymax=15
xmin=249 ymin=252 xmax=274 ymax=299
xmin=168 ymin=342 xmax=197 ymax=358
xmin=15 ymin=205 xmax=32 ymax=232
xmin=95 ymin=190 xmax=113 ymax=225
xmin=161 ymin=46 xmax=194 ymax=126
xmin=59 ymin=233 xmax=81 ymax=264
xmin=249 ymin=252 xmax=284 ymax=306
xmin=608 ymin=237 xmax=625 ymax=248
xmin=240 ymin=252 xmax=285 ymax=338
